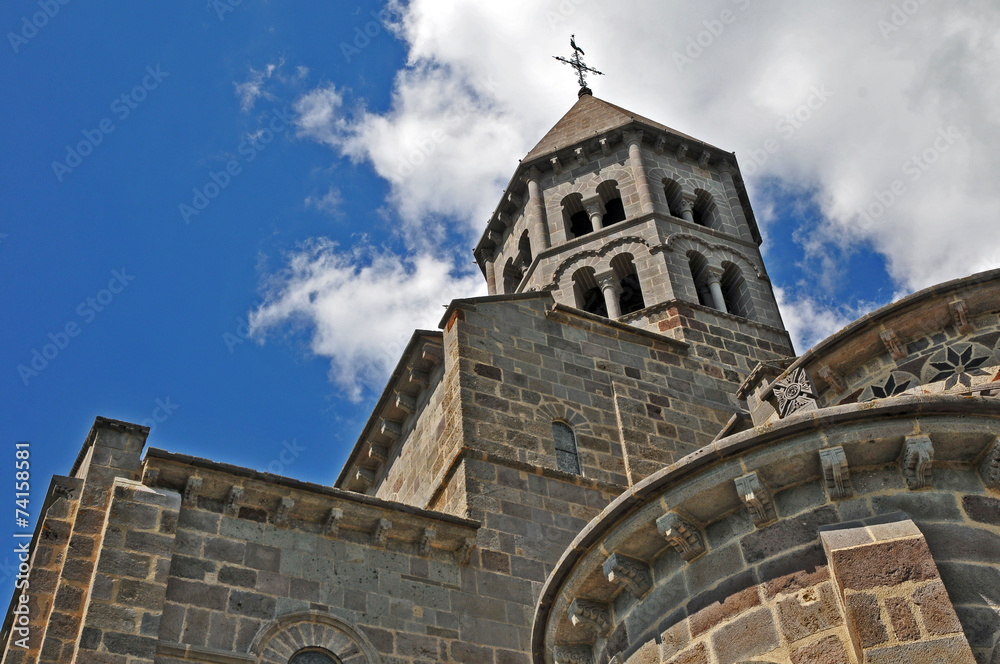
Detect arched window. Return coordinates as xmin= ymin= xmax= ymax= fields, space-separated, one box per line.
xmin=611 ymin=253 xmax=645 ymax=315
xmin=562 ymin=193 xmax=592 ymax=239
xmin=503 ymin=258 xmax=521 ymax=294
xmin=571 ymin=267 xmax=607 ymax=317
xmin=597 ymin=180 xmax=626 ymax=226
xmin=289 ymin=649 xmax=341 ymax=664
xmin=552 ymin=421 xmax=580 ymax=474
xmin=692 ymin=189 xmax=719 ymax=229
xmin=721 ymin=262 xmax=754 ymax=320
xmin=687 ymin=251 xmax=714 ymax=308
xmin=663 ymin=178 xmax=684 ymax=219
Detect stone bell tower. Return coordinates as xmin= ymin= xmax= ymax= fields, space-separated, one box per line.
xmin=473 ymin=91 xmax=795 ymax=375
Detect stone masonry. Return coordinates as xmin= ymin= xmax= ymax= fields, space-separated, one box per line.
xmin=2 ymin=93 xmax=998 ymax=664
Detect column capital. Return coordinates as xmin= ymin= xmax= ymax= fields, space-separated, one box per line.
xmin=595 ymin=269 xmax=622 ymax=294
xmin=581 ymin=195 xmax=605 ymax=216
xmin=623 ymin=129 xmax=644 ymax=147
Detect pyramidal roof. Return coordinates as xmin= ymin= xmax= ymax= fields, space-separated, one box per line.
xmin=523 ymin=93 xmax=714 ymax=162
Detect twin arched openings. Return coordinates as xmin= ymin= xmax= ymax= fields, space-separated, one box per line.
xmin=571 ymin=253 xmax=645 ymax=319
xmin=562 ymin=181 xmax=627 ymax=240
xmin=663 ymin=178 xmax=720 ymax=230
xmin=687 ymin=251 xmax=754 ymax=319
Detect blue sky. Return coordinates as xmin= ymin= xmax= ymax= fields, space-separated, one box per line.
xmin=2 ymin=0 xmax=998 ymax=602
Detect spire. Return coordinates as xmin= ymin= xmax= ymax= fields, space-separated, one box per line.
xmin=553 ymin=35 xmax=603 ymax=97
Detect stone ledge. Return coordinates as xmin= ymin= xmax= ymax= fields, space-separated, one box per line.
xmin=143 ymin=450 xmax=479 ymax=554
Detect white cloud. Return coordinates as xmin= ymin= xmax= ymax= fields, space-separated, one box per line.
xmin=235 ymin=62 xmax=281 ymax=111
xmin=774 ymin=287 xmax=879 ymax=354
xmin=258 ymin=0 xmax=1000 ymax=389
xmin=289 ymin=0 xmax=1000 ymax=288
xmin=248 ymin=239 xmax=484 ymax=401
xmin=305 ymin=187 xmax=343 ymax=216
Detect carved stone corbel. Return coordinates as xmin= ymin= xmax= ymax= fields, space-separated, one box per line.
xmin=979 ymin=436 xmax=1000 ymax=491
xmin=950 ymin=299 xmax=974 ymax=334
xmin=902 ymin=435 xmax=934 ymax=490
xmin=325 ymin=508 xmax=344 ymax=536
xmin=274 ymin=497 xmax=294 ymax=527
xmin=602 ymin=553 xmax=652 ymax=598
xmin=818 ymin=365 xmax=846 ymax=393
xmin=819 ymin=446 xmax=852 ymax=499
xmin=655 ymin=511 xmax=705 ymax=562
xmin=675 ymin=143 xmax=689 ymax=161
xmin=422 ymin=342 xmax=444 ymax=365
xmin=225 ymin=486 xmax=244 ymax=517
xmin=553 ymin=645 xmax=594 ymax=664
xmin=735 ymin=472 xmax=776 ymax=527
xmin=551 ymin=156 xmax=563 ymax=173
xmin=368 ymin=443 xmax=389 ymax=463
xmin=356 ymin=467 xmax=377 ymax=488
xmin=880 ymin=330 xmax=907 ymax=360
xmin=409 ymin=368 xmax=430 ymax=388
xmin=456 ymin=538 xmax=476 ymax=565
xmin=599 ymin=137 xmax=611 ymax=156
xmin=380 ymin=419 xmax=402 ymax=440
xmin=183 ymin=476 xmax=202 ymax=507
xmin=418 ymin=528 xmax=435 ymax=556
xmin=568 ymin=599 xmax=611 ymax=636
xmin=698 ymin=151 xmax=711 ymax=168
xmin=574 ymin=147 xmax=587 ymax=167
xmin=654 ymin=135 xmax=668 ymax=154
xmin=372 ymin=518 xmax=392 ymax=546
xmin=395 ymin=392 xmax=417 ymax=414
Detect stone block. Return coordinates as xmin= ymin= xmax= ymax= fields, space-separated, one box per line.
xmin=790 ymin=634 xmax=851 ymax=664
xmin=775 ymin=582 xmax=843 ymax=643
xmin=709 ymin=607 xmax=779 ymax=663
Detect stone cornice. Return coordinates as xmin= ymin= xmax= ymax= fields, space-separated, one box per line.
xmin=757 ymin=268 xmax=1000 ymax=401
xmin=530 ymin=394 xmax=1000 ymax=661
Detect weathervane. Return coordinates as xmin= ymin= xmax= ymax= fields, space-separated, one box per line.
xmin=553 ymin=35 xmax=603 ymax=97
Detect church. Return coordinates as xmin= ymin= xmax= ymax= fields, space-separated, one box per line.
xmin=3 ymin=76 xmax=999 ymax=664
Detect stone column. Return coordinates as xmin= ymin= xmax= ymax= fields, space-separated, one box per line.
xmin=679 ymin=198 xmax=695 ymax=224
xmin=582 ymin=195 xmax=605 ymax=231
xmin=707 ymin=272 xmax=728 ymax=313
xmin=483 ymin=254 xmax=497 ymax=295
xmin=719 ymin=160 xmax=750 ymax=237
xmin=624 ymin=131 xmax=654 ymax=215
xmin=526 ymin=168 xmax=550 ymax=251
xmin=597 ymin=270 xmax=623 ymax=319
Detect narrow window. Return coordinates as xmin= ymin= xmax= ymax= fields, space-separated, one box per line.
xmin=688 ymin=251 xmax=714 ymax=308
xmin=562 ymin=193 xmax=592 ymax=238
xmin=503 ymin=258 xmax=521 ymax=294
xmin=552 ymin=422 xmax=580 ymax=474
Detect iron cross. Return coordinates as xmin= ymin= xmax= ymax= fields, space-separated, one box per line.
xmin=553 ymin=35 xmax=603 ymax=94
